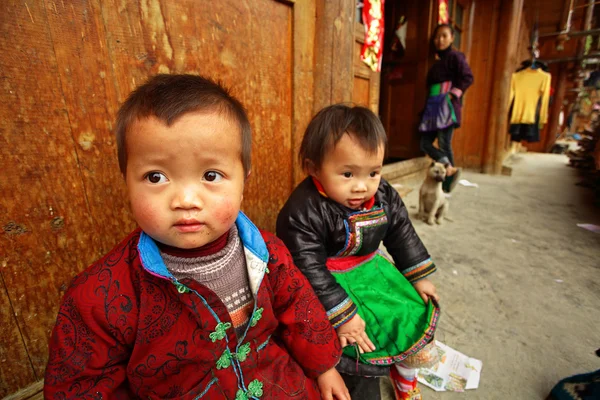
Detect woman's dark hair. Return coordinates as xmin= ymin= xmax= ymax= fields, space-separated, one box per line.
xmin=433 ymin=24 xmax=454 ymax=38
xmin=299 ymin=104 xmax=387 ymax=171
xmin=431 ymin=24 xmax=455 ymax=49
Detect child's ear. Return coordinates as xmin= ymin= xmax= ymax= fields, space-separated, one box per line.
xmin=305 ymin=159 xmax=317 ymax=176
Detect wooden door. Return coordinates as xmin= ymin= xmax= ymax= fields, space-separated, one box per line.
xmin=379 ymin=0 xmax=473 ymax=161
xmin=0 ymin=0 xmax=315 ymax=396
xmin=352 ymin=17 xmax=381 ymax=113
xmin=379 ymin=0 xmax=435 ymax=160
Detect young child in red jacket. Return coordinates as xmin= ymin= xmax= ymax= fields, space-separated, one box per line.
xmin=44 ymin=74 xmax=349 ymax=400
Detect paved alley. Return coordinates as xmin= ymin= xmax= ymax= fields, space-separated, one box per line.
xmin=382 ymin=153 xmax=600 ymax=400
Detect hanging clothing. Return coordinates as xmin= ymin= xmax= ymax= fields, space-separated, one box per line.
xmin=509 ymin=68 xmax=551 ymax=125
xmin=510 ymin=123 xmax=540 ymax=143
xmin=510 ymin=97 xmax=542 ymax=143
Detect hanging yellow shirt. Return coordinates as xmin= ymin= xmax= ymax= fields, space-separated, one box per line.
xmin=509 ymin=68 xmax=551 ymax=125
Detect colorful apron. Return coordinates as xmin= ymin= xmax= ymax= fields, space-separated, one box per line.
xmin=327 ymin=231 xmax=439 ymax=366
xmin=418 ymin=81 xmax=457 ymax=132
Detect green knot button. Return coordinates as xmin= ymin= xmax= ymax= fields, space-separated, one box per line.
xmin=209 ymin=322 xmax=232 ymax=342
xmin=250 ymin=308 xmax=264 ymax=327
xmin=216 ymin=349 xmax=231 ymax=369
xmin=235 ymin=380 xmax=263 ymax=399
xmin=175 ymin=283 xmax=190 ymax=294
xmin=248 ymin=380 xmax=264 ymax=398
xmin=235 ymin=342 xmax=251 ymax=362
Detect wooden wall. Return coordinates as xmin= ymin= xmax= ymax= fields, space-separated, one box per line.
xmin=454 ymin=0 xmax=503 ymax=169
xmin=0 ymin=0 xmax=360 ymax=396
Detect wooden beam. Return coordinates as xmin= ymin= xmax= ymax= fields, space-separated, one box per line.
xmin=545 ymin=64 xmax=568 ymax=152
xmin=2 ymin=380 xmax=43 ymax=400
xmin=313 ymin=0 xmax=355 ymax=113
xmin=292 ymin=0 xmax=317 ymax=186
xmin=558 ymin=0 xmax=575 ymax=32
xmin=483 ymin=0 xmax=525 ymax=174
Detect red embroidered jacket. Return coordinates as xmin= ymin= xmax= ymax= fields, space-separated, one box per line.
xmin=44 ymin=213 xmax=341 ymax=399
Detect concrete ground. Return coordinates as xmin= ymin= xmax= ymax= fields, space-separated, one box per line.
xmin=381 ymin=153 xmax=600 ymax=400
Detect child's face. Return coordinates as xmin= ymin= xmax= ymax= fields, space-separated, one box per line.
xmin=434 ymin=27 xmax=454 ymax=51
xmin=310 ymin=133 xmax=384 ymax=210
xmin=125 ymin=111 xmax=246 ymax=249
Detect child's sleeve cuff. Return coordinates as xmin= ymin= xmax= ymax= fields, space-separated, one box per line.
xmin=402 ymin=258 xmax=437 ymax=283
xmin=327 ymin=297 xmax=357 ymax=329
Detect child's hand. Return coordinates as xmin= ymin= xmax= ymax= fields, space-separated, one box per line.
xmin=413 ymin=278 xmax=439 ymax=304
xmin=317 ymin=367 xmax=351 ymax=400
xmin=336 ymin=314 xmax=376 ymax=354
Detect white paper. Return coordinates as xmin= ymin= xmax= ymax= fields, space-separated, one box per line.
xmin=417 ymin=341 xmax=482 ymax=392
xmin=458 ymin=179 xmax=479 ymax=188
xmin=577 ymin=223 xmax=600 ymax=233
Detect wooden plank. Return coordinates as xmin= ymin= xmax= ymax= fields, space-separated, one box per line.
xmin=0 ymin=0 xmax=101 ymax=392
xmin=482 ymin=0 xmax=525 ymax=174
xmin=45 ymin=0 xmax=133 ymax=256
xmin=292 ymin=0 xmax=316 ymax=186
xmin=313 ymin=0 xmax=334 ymax=111
xmin=382 ymin=157 xmax=431 ymax=181
xmin=368 ymin=64 xmax=381 ymax=114
xmin=545 ymin=64 xmax=568 ymax=152
xmin=352 ymin=76 xmax=370 ymax=106
xmin=330 ymin=0 xmax=354 ymax=104
xmin=2 ymin=380 xmax=43 ymax=400
xmin=313 ymin=0 xmax=355 ymax=111
xmin=454 ymin=0 xmax=502 ymax=170
xmin=0 ymin=273 xmax=36 ymax=397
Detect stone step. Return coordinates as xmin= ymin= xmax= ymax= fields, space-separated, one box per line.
xmin=383 ymin=157 xmax=430 ymax=197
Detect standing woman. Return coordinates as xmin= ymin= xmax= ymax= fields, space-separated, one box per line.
xmin=419 ymin=24 xmax=474 ymax=193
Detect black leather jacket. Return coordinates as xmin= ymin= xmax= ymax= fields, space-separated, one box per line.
xmin=276 ymin=177 xmax=435 ymax=376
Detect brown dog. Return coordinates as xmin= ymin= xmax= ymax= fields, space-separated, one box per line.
xmin=419 ymin=162 xmax=449 ymax=225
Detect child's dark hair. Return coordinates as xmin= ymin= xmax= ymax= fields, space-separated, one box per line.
xmin=300 ymin=104 xmax=387 ymax=171
xmin=115 ymin=74 xmax=251 ymax=176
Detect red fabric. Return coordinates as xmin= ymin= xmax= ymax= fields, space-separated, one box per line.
xmin=44 ymin=229 xmax=341 ymax=399
xmin=361 ymin=0 xmax=385 ymax=72
xmin=325 ymin=252 xmax=376 ymax=272
xmin=438 ymin=0 xmax=449 ymax=24
xmin=363 ymin=196 xmax=376 ymax=210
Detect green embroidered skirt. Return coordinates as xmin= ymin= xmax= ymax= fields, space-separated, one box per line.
xmin=326 ymin=251 xmax=439 ymax=366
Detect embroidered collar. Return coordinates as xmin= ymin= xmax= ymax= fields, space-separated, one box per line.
xmin=311 ymin=177 xmax=376 ymax=210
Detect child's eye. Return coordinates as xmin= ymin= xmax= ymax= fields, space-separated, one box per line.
xmin=145 ymin=172 xmax=167 ymax=184
xmin=342 ymin=172 xmax=352 ymax=178
xmin=370 ymin=171 xmax=380 ymax=177
xmin=204 ymin=171 xmax=224 ymax=182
